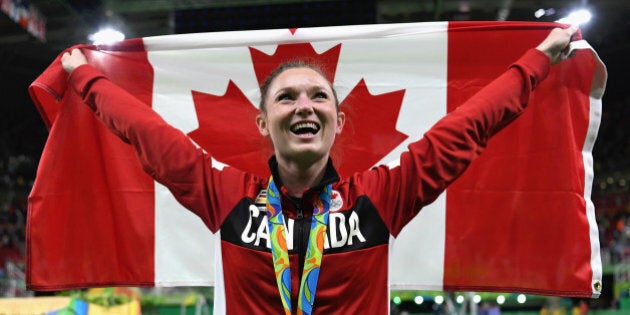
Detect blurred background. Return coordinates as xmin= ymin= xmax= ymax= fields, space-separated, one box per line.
xmin=0 ymin=0 xmax=628 ymax=314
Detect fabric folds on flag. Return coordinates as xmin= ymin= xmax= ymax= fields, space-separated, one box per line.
xmin=27 ymin=21 xmax=606 ymax=298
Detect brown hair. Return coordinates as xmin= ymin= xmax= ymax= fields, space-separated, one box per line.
xmin=258 ymin=61 xmax=339 ymax=113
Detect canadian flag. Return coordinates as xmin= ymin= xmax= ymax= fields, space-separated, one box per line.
xmin=28 ymin=21 xmax=606 ymax=298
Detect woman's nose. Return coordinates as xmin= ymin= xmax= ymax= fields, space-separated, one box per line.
xmin=295 ymin=94 xmax=314 ymax=114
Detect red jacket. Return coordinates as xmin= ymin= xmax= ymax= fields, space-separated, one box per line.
xmin=68 ymin=48 xmax=549 ymax=314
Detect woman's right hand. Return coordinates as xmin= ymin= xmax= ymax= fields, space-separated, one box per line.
xmin=61 ymin=48 xmax=88 ymax=73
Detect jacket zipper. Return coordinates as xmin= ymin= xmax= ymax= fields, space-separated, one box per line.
xmin=295 ymin=201 xmax=305 ymax=278
xmin=293 ymin=200 xmax=305 ymax=310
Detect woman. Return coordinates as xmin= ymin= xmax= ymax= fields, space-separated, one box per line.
xmin=61 ymin=26 xmax=577 ymax=314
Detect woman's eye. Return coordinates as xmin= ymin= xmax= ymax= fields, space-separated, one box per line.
xmin=277 ymin=93 xmax=293 ymax=102
xmin=314 ymin=92 xmax=328 ymax=99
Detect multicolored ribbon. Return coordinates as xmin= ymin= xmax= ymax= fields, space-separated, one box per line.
xmin=266 ymin=176 xmax=331 ymax=315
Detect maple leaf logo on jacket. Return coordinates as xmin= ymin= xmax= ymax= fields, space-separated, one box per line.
xmin=188 ymin=33 xmax=408 ymax=178
xmin=330 ymin=190 xmax=343 ymax=212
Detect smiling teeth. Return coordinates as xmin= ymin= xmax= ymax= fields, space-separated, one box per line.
xmin=291 ymin=122 xmax=320 ymax=133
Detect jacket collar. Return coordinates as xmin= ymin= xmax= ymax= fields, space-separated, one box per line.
xmin=267 ymin=156 xmax=340 ymax=197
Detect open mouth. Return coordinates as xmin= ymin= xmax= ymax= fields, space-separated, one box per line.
xmin=290 ymin=122 xmax=320 ymax=135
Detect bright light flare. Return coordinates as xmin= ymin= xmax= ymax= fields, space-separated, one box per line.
xmin=434 ymin=295 xmax=444 ymax=305
xmin=517 ymin=294 xmax=527 ymax=304
xmin=414 ymin=296 xmax=424 ymax=305
xmin=534 ymin=8 xmax=556 ymax=18
xmin=556 ymin=9 xmax=592 ymax=25
xmin=497 ymin=295 xmax=506 ymax=305
xmin=89 ymin=28 xmax=125 ymax=44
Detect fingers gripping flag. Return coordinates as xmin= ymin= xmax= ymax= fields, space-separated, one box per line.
xmin=28 ymin=21 xmax=606 ymax=298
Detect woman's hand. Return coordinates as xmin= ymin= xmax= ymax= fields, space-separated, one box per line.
xmin=61 ymin=48 xmax=88 ymax=73
xmin=536 ymin=25 xmax=579 ymax=65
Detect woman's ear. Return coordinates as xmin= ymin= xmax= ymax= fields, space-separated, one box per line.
xmin=256 ymin=113 xmax=269 ymax=136
xmin=336 ymin=111 xmax=346 ymax=135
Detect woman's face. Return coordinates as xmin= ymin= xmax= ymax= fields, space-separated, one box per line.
xmin=256 ymin=67 xmax=345 ymax=166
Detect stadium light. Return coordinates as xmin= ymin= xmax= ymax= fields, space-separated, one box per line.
xmin=534 ymin=8 xmax=556 ymax=19
xmin=434 ymin=295 xmax=444 ymax=305
xmin=556 ymin=9 xmax=592 ymax=25
xmin=89 ymin=28 xmax=125 ymax=44
xmin=496 ymin=295 xmax=506 ymax=305
xmin=414 ymin=296 xmax=424 ymax=305
xmin=456 ymin=295 xmax=465 ymax=304
xmin=517 ymin=294 xmax=527 ymax=304
xmin=473 ymin=294 xmax=482 ymax=304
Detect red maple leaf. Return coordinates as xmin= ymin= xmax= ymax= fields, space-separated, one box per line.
xmin=249 ymin=43 xmax=341 ymax=85
xmin=332 ymin=79 xmax=407 ymax=177
xmin=188 ymin=81 xmax=272 ymax=174
xmin=188 ymin=34 xmax=408 ymax=178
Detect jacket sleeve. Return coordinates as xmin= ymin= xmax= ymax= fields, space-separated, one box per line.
xmin=359 ymin=48 xmax=551 ymax=236
xmin=67 ymin=64 xmax=247 ymax=232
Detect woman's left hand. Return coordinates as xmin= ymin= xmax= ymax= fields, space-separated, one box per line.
xmin=536 ymin=25 xmax=579 ymax=65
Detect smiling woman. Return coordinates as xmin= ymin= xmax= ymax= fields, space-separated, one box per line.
xmin=256 ymin=65 xmax=346 ymax=197
xmin=58 ymin=27 xmax=577 ymax=314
